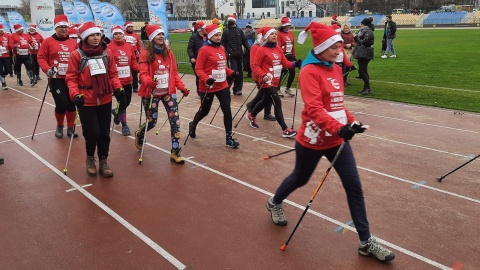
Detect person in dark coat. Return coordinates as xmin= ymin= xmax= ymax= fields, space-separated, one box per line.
xmin=243 ymin=24 xmax=255 ymax=78
xmin=187 ymin=21 xmax=206 ymax=97
xmin=354 ymin=18 xmax=374 ymax=95
xmin=140 ymin=22 xmax=149 ymax=41
xmin=381 ymin=15 xmax=397 ymax=58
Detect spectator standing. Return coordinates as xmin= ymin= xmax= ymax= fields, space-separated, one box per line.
xmin=221 ymin=14 xmax=250 ymax=95
xmin=27 ymin=24 xmax=44 ymax=82
xmin=340 ymin=23 xmax=356 ymax=59
xmin=381 ymin=15 xmax=397 ymax=58
xmin=354 ymin=18 xmax=375 ymax=95
xmin=191 ymin=22 xmax=197 ymax=35
xmin=243 ymin=24 xmax=255 ymax=78
xmin=187 ymin=21 xmax=206 ymax=97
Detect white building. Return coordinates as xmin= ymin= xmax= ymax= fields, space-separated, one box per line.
xmin=216 ymin=0 xmax=317 ymax=20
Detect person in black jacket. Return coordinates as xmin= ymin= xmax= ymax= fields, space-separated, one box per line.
xmin=187 ymin=21 xmax=206 ymax=97
xmin=381 ymin=15 xmax=397 ymax=58
xmin=221 ymin=15 xmax=251 ymax=95
xmin=354 ymin=18 xmax=374 ymax=95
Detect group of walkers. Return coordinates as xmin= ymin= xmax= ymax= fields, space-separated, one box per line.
xmin=1 ymin=14 xmax=397 ymax=263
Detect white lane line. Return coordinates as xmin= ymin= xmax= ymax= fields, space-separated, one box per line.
xmin=368 ymin=79 xmax=480 ymax=93
xmin=355 ymin=112 xmax=479 ymax=134
xmin=0 ymin=127 xmax=187 ymax=270
xmin=358 ymin=166 xmax=480 ymax=204
xmin=141 ymin=140 xmax=452 ymax=270
xmin=66 ymin=184 xmax=93 ymax=192
xmin=0 ymin=129 xmax=55 ymax=144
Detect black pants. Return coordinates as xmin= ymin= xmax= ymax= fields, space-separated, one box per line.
xmin=115 ymin=83 xmax=132 ymax=111
xmin=193 ymin=87 xmax=233 ymax=132
xmin=280 ymin=54 xmax=295 ymax=89
xmin=50 ymin=78 xmax=76 ymax=114
xmin=357 ymin=59 xmax=370 ymax=90
xmin=273 ymin=141 xmax=371 ymax=242
xmin=0 ymin=57 xmax=11 ymax=78
xmin=229 ymin=56 xmax=243 ymax=93
xmin=31 ymin=54 xmax=39 ymax=77
xmin=191 ymin=62 xmax=199 ymax=92
xmin=243 ymin=53 xmax=251 ymax=74
xmin=247 ymin=83 xmax=272 ymax=116
xmin=14 ymin=55 xmax=32 ymax=80
xmin=251 ymin=87 xmax=288 ymax=130
xmin=78 ymin=102 xmax=112 ymax=158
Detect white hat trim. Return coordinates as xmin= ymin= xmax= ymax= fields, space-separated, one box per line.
xmin=81 ymin=26 xmax=102 ymax=40
xmin=149 ymin=28 xmax=164 ymax=42
xmin=313 ymin=34 xmax=343 ymax=54
xmin=54 ymin=21 xmax=69 ymax=29
xmin=15 ymin=26 xmax=24 ymax=32
xmin=207 ymin=28 xmax=221 ymax=39
xmin=263 ymin=28 xmax=276 ymax=40
xmin=124 ymin=23 xmax=134 ymax=28
xmin=112 ymin=28 xmax=124 ymax=35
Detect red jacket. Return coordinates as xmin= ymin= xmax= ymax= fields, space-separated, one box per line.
xmin=28 ymin=32 xmax=44 ymax=54
xmin=66 ymin=47 xmax=122 ymax=106
xmin=8 ymin=33 xmax=33 ymax=56
xmin=0 ymin=33 xmax=10 ymax=58
xmin=138 ymin=48 xmax=185 ymax=98
xmin=124 ymin=31 xmax=142 ymax=56
xmin=195 ymin=44 xmax=234 ymax=93
xmin=249 ymin=43 xmax=260 ymax=83
xmin=277 ymin=30 xmax=296 ymax=57
xmin=107 ymin=40 xmax=139 ymax=85
xmin=37 ymin=35 xmax=78 ymax=79
xmin=251 ymin=44 xmax=294 ymax=89
xmin=297 ymin=64 xmax=355 ymax=150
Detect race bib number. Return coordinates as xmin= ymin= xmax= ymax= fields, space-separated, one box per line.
xmin=273 ymin=65 xmax=282 ymax=78
xmin=124 ymin=36 xmax=135 ymax=45
xmin=153 ymin=73 xmax=169 ymax=96
xmin=327 ymin=110 xmax=347 ymax=125
xmin=0 ymin=46 xmax=6 ymax=55
xmin=88 ymin=59 xmax=107 ymax=75
xmin=211 ymin=69 xmax=226 ymax=82
xmin=117 ymin=65 xmax=131 ymax=78
xmin=57 ymin=63 xmax=68 ymax=76
xmin=17 ymin=48 xmax=28 ymax=55
xmin=286 ymin=44 xmax=293 ymax=53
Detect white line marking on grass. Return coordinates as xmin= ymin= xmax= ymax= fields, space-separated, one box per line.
xmin=369 ymin=79 xmax=480 ymax=93
xmin=140 ymin=140 xmax=452 ymax=269
xmin=66 ymin=184 xmax=93 ymax=192
xmin=0 ymin=127 xmax=187 ymax=270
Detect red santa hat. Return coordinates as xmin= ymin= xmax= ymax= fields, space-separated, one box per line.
xmin=14 ymin=24 xmax=23 ymax=32
xmin=79 ymin=21 xmax=102 ymax=40
xmin=281 ymin=17 xmax=292 ymax=27
xmin=145 ymin=24 xmax=164 ymax=42
xmin=111 ymin=25 xmax=124 ymax=35
xmin=54 ymin=14 xmax=69 ymax=29
xmin=331 ymin=15 xmax=338 ymax=22
xmin=258 ymin=26 xmax=276 ymax=42
xmin=124 ymin=21 xmax=134 ymax=29
xmin=227 ymin=14 xmax=236 ymax=22
xmin=297 ymin=22 xmax=343 ymax=54
xmin=205 ymin=24 xmax=221 ymax=39
xmin=331 ymin=24 xmax=341 ymax=33
xmin=68 ymin=28 xmax=78 ymax=38
xmin=0 ymin=24 xmax=5 ymax=31
xmin=28 ymin=24 xmax=36 ymax=30
xmin=194 ymin=21 xmax=206 ymax=30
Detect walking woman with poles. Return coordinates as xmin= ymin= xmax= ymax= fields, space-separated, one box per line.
xmin=266 ymin=22 xmax=394 ymax=262
xmin=66 ymin=22 xmax=124 ymax=177
xmin=37 ymin=15 xmax=79 ymax=139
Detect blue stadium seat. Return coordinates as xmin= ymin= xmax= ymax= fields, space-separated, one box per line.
xmin=423 ymin=11 xmax=467 ymax=24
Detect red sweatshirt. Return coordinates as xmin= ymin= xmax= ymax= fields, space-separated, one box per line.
xmin=107 ymin=40 xmax=139 ymax=85
xmin=66 ymin=47 xmax=122 ymax=106
xmin=251 ymin=44 xmax=294 ymax=89
xmin=195 ymin=44 xmax=234 ymax=93
xmin=8 ymin=33 xmax=33 ymax=56
xmin=277 ymin=30 xmax=296 ymax=57
xmin=37 ymin=36 xmax=78 ymax=79
xmin=124 ymin=31 xmax=142 ymax=56
xmin=0 ymin=32 xmax=10 ymax=58
xmin=138 ymin=48 xmax=185 ymax=98
xmin=297 ymin=64 xmax=356 ymax=150
xmin=249 ymin=43 xmax=260 ymax=83
xmin=28 ymin=32 xmax=44 ymax=54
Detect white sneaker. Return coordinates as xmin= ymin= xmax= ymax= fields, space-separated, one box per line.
xmin=380 ymin=55 xmax=387 ymax=59
xmin=390 ymin=55 xmax=396 ymax=58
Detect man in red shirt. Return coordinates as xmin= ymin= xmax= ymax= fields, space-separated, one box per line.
xmin=27 ymin=24 xmax=44 ymax=82
xmin=123 ymin=21 xmax=142 ymax=93
xmin=8 ymin=24 xmax=35 ymax=86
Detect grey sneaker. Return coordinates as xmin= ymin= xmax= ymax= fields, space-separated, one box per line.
xmin=277 ymin=89 xmax=284 ymax=97
xmin=266 ymin=197 xmax=287 ymax=226
xmin=284 ymin=88 xmax=295 ymax=97
xmin=358 ymin=235 xmax=395 ymax=261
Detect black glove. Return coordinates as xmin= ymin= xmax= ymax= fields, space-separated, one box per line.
xmin=73 ymin=94 xmax=85 ymax=108
xmin=227 ymin=71 xmax=239 ymax=85
xmin=206 ymin=78 xmax=215 ymax=86
xmin=337 ymin=125 xmax=356 ymax=141
xmin=350 ymin=121 xmax=367 ymax=133
xmin=294 ymin=59 xmax=303 ymax=69
xmin=350 ymin=65 xmax=357 ymax=71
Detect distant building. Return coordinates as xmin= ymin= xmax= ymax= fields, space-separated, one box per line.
xmin=216 ymin=0 xmax=317 ymax=20
xmin=0 ymin=5 xmax=17 ymax=18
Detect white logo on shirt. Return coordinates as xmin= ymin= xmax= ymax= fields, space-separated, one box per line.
xmin=327 ymin=78 xmax=341 ymax=90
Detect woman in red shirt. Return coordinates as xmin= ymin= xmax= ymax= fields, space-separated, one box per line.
xmin=135 ymin=25 xmax=189 ymax=164
xmin=66 ymin=22 xmax=123 ymax=178
xmin=189 ymin=24 xmax=239 ymax=148
xmin=107 ymin=26 xmax=139 ymax=136
xmin=277 ymin=17 xmax=296 ymax=97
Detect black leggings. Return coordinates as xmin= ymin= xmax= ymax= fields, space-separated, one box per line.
xmin=50 ymin=78 xmax=76 ymax=114
xmin=247 ymin=84 xmax=272 ymax=116
xmin=280 ymin=54 xmax=295 ymax=89
xmin=14 ymin=55 xmax=32 ymax=79
xmin=115 ymin=83 xmax=132 ymax=111
xmin=31 ymin=54 xmax=39 ymax=77
xmin=193 ymin=87 xmax=232 ymax=132
xmin=273 ymin=141 xmax=371 ymax=241
xmin=251 ymin=87 xmax=288 ymax=130
xmin=357 ymin=59 xmax=370 ymax=90
xmin=78 ymin=102 xmax=112 ymax=158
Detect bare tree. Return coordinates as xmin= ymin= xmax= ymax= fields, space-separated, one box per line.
xmin=205 ymin=0 xmax=215 ymax=19
xmin=116 ymin=0 xmax=145 ymax=18
xmin=19 ymin=0 xmax=31 ymax=19
xmin=234 ymin=0 xmax=245 ymax=18
xmin=287 ymin=0 xmax=312 ymax=17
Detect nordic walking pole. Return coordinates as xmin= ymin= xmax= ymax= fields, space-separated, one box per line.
xmin=110 ymin=102 xmax=120 ymax=137
xmin=436 ymin=154 xmax=480 ymax=182
xmin=63 ymin=110 xmax=79 ymax=175
xmin=263 ymin=148 xmax=295 ymax=160
xmin=291 ymin=84 xmax=299 ymax=129
xmin=232 ymin=84 xmax=257 ymax=122
xmin=209 ymin=104 xmax=220 ymax=124
xmin=156 ymin=95 xmax=185 ymax=135
xmin=139 ymin=93 xmax=154 ymax=164
xmin=280 ymin=141 xmax=347 ymax=251
xmin=138 ymin=102 xmax=143 ymax=128
xmin=180 ymin=65 xmax=191 ymax=79
xmin=31 ymin=78 xmax=50 ymax=139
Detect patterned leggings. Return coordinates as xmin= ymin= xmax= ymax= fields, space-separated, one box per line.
xmin=139 ymin=94 xmax=181 ymax=149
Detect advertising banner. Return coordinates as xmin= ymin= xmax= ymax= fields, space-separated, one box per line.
xmin=147 ymin=0 xmax=169 ymax=39
xmin=6 ymin=12 xmax=27 ymax=33
xmin=89 ymin=0 xmax=125 ymax=38
xmin=0 ymin=16 xmax=10 ymax=33
xmin=73 ymin=0 xmax=95 ymax=24
xmin=62 ymin=1 xmax=80 ymax=24
xmin=30 ymin=0 xmax=56 ymax=36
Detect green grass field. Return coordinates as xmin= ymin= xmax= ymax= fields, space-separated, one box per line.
xmin=168 ymin=29 xmax=480 ymax=113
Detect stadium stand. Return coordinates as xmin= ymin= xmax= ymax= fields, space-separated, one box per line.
xmin=392 ymin=13 xmax=423 ymax=25
xmin=349 ymin=14 xmax=385 ymax=27
xmin=254 ymin=18 xmax=281 ymax=28
xmin=290 ymin=17 xmax=314 ymax=27
xmin=466 ymin=11 xmax=480 ymax=23
xmin=235 ymin=19 xmax=251 ymax=29
xmin=314 ymin=16 xmax=350 ymax=25
xmin=423 ymin=11 xmax=467 ymax=24
xmin=167 ymin=20 xmax=189 ymax=30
